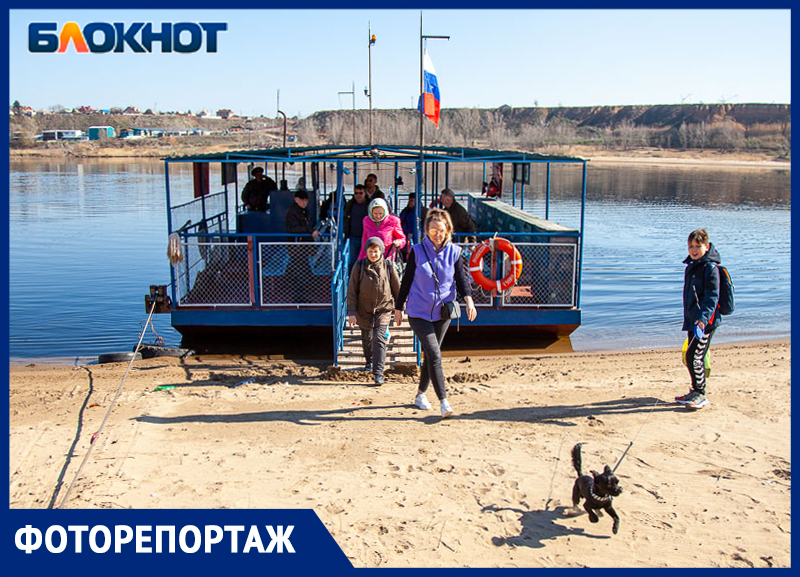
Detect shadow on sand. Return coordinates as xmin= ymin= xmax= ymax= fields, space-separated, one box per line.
xmin=134 ymin=395 xmax=679 ymax=427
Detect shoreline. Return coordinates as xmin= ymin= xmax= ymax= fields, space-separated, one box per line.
xmin=9 ymin=336 xmax=790 ymax=367
xmin=9 ymin=147 xmax=791 ymax=171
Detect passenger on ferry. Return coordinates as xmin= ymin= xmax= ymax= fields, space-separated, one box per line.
xmin=394 ymin=209 xmax=478 ymax=418
xmin=364 ymin=173 xmax=390 ymax=211
xmin=358 ymin=198 xmax=406 ymax=262
xmin=439 ymin=188 xmax=477 ymax=241
xmin=285 ymin=190 xmax=319 ymax=304
xmin=398 ymin=193 xmax=426 ymax=260
xmin=319 ymin=187 xmax=340 ymax=222
xmin=241 ymin=166 xmax=277 ymax=212
xmin=285 ymin=190 xmax=320 ymax=240
xmin=343 ymin=184 xmax=370 ymax=271
xmin=347 ymin=236 xmax=401 ymax=385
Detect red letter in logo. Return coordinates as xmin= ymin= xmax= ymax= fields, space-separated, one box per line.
xmin=57 ymin=22 xmax=89 ymax=53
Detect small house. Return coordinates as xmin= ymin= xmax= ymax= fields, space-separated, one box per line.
xmin=88 ymin=126 xmax=116 ymax=140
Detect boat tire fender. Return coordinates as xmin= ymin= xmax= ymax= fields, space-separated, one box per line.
xmin=98 ymin=352 xmax=142 ymax=364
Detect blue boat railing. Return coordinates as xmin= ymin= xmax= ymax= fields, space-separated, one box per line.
xmin=174 ymin=232 xmax=336 ymax=308
xmin=171 ymin=230 xmax=579 ymax=311
xmin=331 ymin=239 xmax=351 ymax=366
xmin=454 ymin=231 xmax=581 ymax=308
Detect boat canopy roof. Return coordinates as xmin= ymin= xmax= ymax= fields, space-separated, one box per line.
xmin=165 ymin=144 xmax=586 ymax=165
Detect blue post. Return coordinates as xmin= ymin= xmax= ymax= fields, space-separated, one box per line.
xmin=576 ymin=161 xmax=587 ymax=308
xmin=545 ymin=162 xmax=552 ymax=220
xmin=164 ymin=161 xmax=178 ymax=308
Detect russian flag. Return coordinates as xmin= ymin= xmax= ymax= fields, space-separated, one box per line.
xmin=418 ymin=50 xmax=441 ymax=128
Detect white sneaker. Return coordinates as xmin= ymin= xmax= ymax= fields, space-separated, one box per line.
xmin=440 ymin=399 xmax=453 ymax=418
xmin=414 ymin=392 xmax=432 ymax=410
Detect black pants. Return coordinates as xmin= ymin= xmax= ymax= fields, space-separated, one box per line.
xmin=408 ymin=316 xmax=451 ymax=401
xmin=686 ymin=327 xmax=715 ymax=394
xmin=360 ymin=321 xmax=388 ymax=377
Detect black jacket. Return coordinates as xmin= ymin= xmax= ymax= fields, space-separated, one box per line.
xmin=445 ymin=201 xmax=476 ymax=234
xmin=241 ymin=177 xmax=277 ymax=211
xmin=285 ymin=203 xmax=313 ymax=237
xmin=343 ymin=197 xmax=369 ymax=239
xmin=682 ymin=243 xmax=722 ymax=331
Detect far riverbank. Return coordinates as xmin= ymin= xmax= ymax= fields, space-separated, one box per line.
xmin=9 ymin=143 xmax=791 ymax=170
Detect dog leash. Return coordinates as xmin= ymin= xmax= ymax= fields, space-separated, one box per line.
xmin=612 ymin=378 xmax=673 ymax=473
xmin=612 ymin=441 xmax=633 ymax=474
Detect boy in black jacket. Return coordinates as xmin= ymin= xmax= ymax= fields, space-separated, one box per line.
xmin=677 ymin=228 xmax=723 ymax=409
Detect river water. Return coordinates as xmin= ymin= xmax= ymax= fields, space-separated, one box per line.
xmin=8 ymin=158 xmax=790 ymax=361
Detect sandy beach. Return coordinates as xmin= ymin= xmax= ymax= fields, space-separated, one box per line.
xmin=9 ymin=339 xmax=790 ymax=567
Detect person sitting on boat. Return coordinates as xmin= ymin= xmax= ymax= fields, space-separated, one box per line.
xmin=343 ymin=184 xmax=370 ymax=271
xmin=439 ymin=188 xmax=477 ymax=242
xmin=365 ymin=173 xmax=390 ymax=212
xmin=357 ymin=198 xmax=406 ymax=262
xmin=285 ymin=190 xmax=319 ymax=304
xmin=241 ymin=166 xmax=277 ymax=212
xmin=285 ymin=190 xmax=320 ymax=241
xmin=346 ymin=236 xmax=401 ymax=385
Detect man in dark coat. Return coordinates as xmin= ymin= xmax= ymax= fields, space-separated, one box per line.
xmin=440 ymin=188 xmax=476 ymax=240
xmin=241 ymin=166 xmax=277 ymax=212
xmin=285 ymin=190 xmax=320 ymax=240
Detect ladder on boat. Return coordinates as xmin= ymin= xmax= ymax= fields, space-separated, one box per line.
xmin=335 ymin=314 xmax=417 ymax=370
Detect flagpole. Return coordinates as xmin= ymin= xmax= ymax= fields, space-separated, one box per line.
xmin=418 ymin=12 xmax=449 ymax=225
xmin=368 ymin=22 xmax=376 ymax=148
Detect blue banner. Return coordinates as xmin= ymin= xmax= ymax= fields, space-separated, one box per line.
xmin=7 ymin=509 xmax=352 ymax=573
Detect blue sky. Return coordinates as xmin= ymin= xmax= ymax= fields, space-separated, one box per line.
xmin=9 ymin=9 xmax=791 ymax=117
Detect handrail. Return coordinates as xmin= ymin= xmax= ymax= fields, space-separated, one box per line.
xmin=452 ymin=231 xmax=580 ymax=241
xmin=331 ymin=239 xmax=351 ymax=365
xmin=183 ymin=232 xmax=334 ymax=240
xmin=170 ymin=189 xmax=227 ymax=211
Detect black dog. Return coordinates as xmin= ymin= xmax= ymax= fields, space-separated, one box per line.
xmin=571 ymin=443 xmax=623 ymax=534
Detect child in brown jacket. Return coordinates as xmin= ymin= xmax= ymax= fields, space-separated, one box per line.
xmin=347 ymin=236 xmax=401 ymax=384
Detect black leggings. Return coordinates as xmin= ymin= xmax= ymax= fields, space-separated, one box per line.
xmin=408 ymin=316 xmax=451 ymax=400
xmin=686 ymin=327 xmax=715 ymax=394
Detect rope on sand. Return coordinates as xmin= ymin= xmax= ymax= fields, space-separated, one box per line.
xmin=55 ymin=301 xmax=157 ymax=509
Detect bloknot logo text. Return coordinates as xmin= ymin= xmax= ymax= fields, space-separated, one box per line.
xmin=29 ymin=22 xmax=227 ymax=53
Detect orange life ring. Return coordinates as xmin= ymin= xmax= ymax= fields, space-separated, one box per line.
xmin=468 ymin=238 xmax=523 ymax=292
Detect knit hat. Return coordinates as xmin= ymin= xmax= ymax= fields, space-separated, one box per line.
xmin=368 ymin=197 xmax=389 ymax=223
xmin=365 ymin=236 xmax=385 ymax=254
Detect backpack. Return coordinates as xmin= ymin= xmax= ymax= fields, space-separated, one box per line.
xmin=714 ymin=263 xmax=735 ymax=315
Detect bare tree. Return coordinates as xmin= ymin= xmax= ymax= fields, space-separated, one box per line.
xmin=453 ymin=108 xmax=483 ymax=146
xmin=710 ymin=119 xmax=745 ymax=151
xmin=691 ymin=121 xmax=709 ymax=151
xmin=484 ymin=111 xmax=512 ymax=149
xmin=678 ymin=122 xmax=691 ymax=149
xmin=517 ymin=116 xmax=549 ymax=150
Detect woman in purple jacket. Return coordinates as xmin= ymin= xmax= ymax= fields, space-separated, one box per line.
xmin=394 ymin=209 xmax=477 ymax=418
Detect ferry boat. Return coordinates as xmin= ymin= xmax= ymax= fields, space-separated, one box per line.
xmin=146 ymin=144 xmax=587 ymax=361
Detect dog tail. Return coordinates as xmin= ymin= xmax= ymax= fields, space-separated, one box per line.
xmin=571 ymin=443 xmax=584 ymax=477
